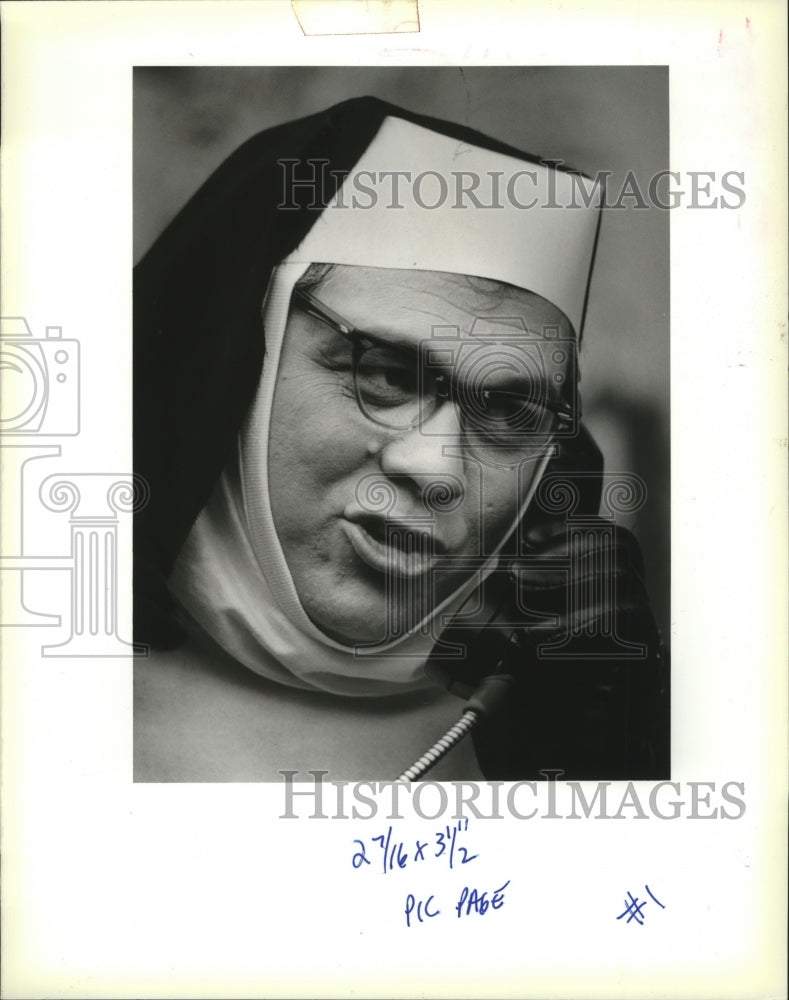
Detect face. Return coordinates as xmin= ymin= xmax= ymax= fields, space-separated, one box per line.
xmin=267 ymin=266 xmax=574 ymax=646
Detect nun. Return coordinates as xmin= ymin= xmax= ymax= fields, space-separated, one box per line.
xmin=133 ymin=97 xmax=667 ymax=782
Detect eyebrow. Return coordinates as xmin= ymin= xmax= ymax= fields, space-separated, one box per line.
xmin=293 ymin=286 xmax=560 ymax=399
xmin=293 ymin=286 xmax=422 ymax=354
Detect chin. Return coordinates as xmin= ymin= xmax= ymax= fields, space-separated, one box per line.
xmin=307 ymin=590 xmax=435 ymax=648
xmin=296 ymin=552 xmax=456 ymax=647
xmin=308 ymin=606 xmax=386 ymax=647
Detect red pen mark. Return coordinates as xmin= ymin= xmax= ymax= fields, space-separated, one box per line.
xmin=745 ymin=16 xmax=750 ymax=28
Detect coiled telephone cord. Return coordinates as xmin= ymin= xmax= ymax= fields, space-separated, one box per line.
xmin=396 ymin=673 xmax=514 ymax=782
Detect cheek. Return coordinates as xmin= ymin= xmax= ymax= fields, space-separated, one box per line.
xmin=465 ymin=461 xmax=539 ymax=551
xmin=268 ymin=374 xmax=369 ymax=490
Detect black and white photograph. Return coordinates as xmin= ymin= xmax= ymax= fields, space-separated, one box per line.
xmin=1 ymin=4 xmax=785 ymax=998
xmin=133 ymin=67 xmax=671 ymax=783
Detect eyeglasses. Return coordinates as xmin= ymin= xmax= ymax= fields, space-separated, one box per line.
xmin=292 ymin=285 xmax=576 ymax=466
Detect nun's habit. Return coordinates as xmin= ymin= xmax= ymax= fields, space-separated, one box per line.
xmin=134 ymin=97 xmax=667 ymax=781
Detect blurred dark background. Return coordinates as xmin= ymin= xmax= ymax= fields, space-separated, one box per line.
xmin=133 ymin=66 xmax=670 ymax=642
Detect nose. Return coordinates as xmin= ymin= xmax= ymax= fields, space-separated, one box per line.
xmin=377 ymin=402 xmax=467 ymax=506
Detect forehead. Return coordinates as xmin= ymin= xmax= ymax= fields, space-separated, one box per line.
xmin=305 ymin=265 xmax=574 ymax=345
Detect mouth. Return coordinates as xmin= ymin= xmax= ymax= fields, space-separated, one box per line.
xmin=340 ymin=515 xmax=442 ymax=579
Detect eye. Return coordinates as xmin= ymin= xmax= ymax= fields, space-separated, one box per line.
xmin=479 ymin=391 xmax=524 ymax=422
xmin=470 ymin=389 xmax=551 ymax=436
xmin=356 ymin=346 xmax=420 ymax=408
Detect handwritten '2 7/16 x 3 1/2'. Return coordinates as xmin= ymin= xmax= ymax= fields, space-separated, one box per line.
xmin=352 ymin=819 xmax=479 ymax=875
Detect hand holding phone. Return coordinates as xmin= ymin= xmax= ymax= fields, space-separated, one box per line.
xmin=427 ymin=424 xmax=669 ymax=780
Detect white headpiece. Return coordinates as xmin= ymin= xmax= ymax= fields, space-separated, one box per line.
xmin=291 ymin=116 xmax=602 ymax=335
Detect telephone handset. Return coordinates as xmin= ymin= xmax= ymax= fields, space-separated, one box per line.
xmin=422 ymin=423 xmax=604 ymax=700
xmin=397 ymin=424 xmax=668 ymax=782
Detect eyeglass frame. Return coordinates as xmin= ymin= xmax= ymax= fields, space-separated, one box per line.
xmin=291 ymin=283 xmax=577 ymax=446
